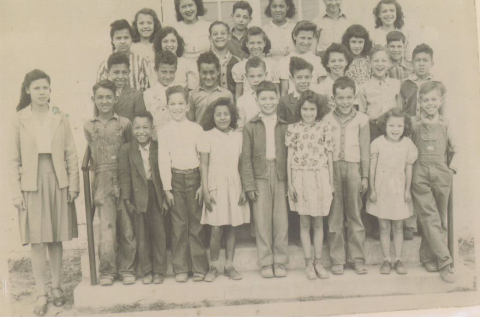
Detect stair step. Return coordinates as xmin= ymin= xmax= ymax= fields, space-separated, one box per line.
xmin=81 ymin=236 xmax=421 ymax=280
xmin=74 ymin=263 xmax=475 ymax=310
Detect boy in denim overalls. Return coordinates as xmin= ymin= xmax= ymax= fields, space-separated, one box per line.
xmin=411 ymin=81 xmax=457 ymax=283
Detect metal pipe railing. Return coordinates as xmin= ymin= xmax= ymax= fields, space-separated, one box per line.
xmin=81 ymin=146 xmax=97 ymax=285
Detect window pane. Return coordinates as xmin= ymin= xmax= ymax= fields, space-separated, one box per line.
xmin=221 ymin=2 xmax=236 ymax=27
xmin=302 ymin=0 xmax=320 ymax=22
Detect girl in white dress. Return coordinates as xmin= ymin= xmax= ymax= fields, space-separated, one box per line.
xmin=285 ymin=91 xmax=333 ymax=280
xmin=173 ymin=0 xmax=211 ymax=60
xmin=153 ymin=26 xmax=199 ymax=91
xmin=367 ymin=108 xmax=418 ymax=275
xmin=199 ymin=97 xmax=249 ymax=282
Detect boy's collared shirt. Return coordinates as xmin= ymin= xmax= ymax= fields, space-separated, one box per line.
xmin=358 ymin=76 xmax=401 ymax=121
xmin=213 ymin=50 xmax=233 ymax=89
xmin=312 ymin=10 xmax=349 ymax=52
xmin=84 ymin=113 xmax=132 ymax=169
xmin=139 ymin=142 xmax=151 ymax=180
xmin=227 ymin=28 xmax=249 ymax=60
xmin=237 ymin=90 xmax=259 ymax=131
xmin=187 ymin=85 xmax=234 ymax=128
xmin=157 ymin=119 xmax=204 ymax=191
xmin=388 ymin=58 xmax=413 ymax=82
xmin=323 ymin=109 xmax=370 ymax=178
xmin=143 ymin=81 xmax=172 ymax=137
xmin=263 ymin=19 xmax=296 ymax=59
xmin=258 ymin=113 xmax=278 ymax=159
xmin=97 ymin=51 xmax=151 ymax=92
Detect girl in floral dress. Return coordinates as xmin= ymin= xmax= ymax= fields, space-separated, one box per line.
xmin=285 ymin=91 xmax=333 ymax=280
xmin=342 ymin=24 xmax=372 ymax=86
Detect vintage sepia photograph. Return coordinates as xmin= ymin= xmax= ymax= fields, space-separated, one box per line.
xmin=1 ymin=0 xmax=479 ymax=316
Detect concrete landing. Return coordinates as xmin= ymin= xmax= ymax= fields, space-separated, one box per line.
xmin=74 ymin=263 xmax=476 ymax=310
xmin=81 ymin=236 xmax=422 ymax=279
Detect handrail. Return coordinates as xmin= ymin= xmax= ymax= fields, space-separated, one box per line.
xmin=82 ymin=146 xmax=97 ymax=285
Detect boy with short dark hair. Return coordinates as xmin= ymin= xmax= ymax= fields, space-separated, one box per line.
xmin=228 ymin=1 xmax=253 ymax=60
xmin=209 ymin=21 xmax=240 ymax=96
xmin=411 ymin=81 xmax=457 ymax=283
xmin=105 ymin=52 xmax=146 ymax=122
xmin=237 ymin=57 xmax=267 ymax=131
xmin=118 ymin=111 xmax=168 ymax=285
xmin=187 ymin=51 xmax=234 ymax=129
xmin=400 ymin=44 xmax=436 ymax=117
xmin=322 ymin=76 xmax=370 ymax=276
xmin=241 ymin=80 xmax=289 ymax=278
xmin=84 ymin=80 xmax=134 ymax=286
xmin=158 ymin=85 xmax=209 ymax=282
xmin=143 ymin=50 xmax=178 ymax=137
xmin=387 ymin=31 xmax=413 ymax=82
xmin=278 ymin=56 xmax=329 ymax=124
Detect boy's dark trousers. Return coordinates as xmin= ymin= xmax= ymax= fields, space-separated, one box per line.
xmin=411 ymin=122 xmax=453 ymax=269
xmin=134 ymin=181 xmax=167 ymax=275
xmin=170 ymin=168 xmax=209 ymax=275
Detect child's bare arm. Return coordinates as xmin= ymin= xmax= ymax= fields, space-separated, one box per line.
xmin=369 ymin=156 xmax=378 ymax=203
xmin=287 ymin=148 xmax=297 ymax=202
xmin=404 ymin=163 xmax=413 ymax=202
xmin=327 ymin=151 xmax=334 ymax=194
xmin=200 ymin=152 xmax=214 ymax=211
xmin=446 ymin=122 xmax=459 ymax=173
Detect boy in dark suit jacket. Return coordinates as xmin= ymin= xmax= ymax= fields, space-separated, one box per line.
xmin=105 ymin=52 xmax=147 ymax=122
xmin=119 ymin=111 xmax=168 ymax=284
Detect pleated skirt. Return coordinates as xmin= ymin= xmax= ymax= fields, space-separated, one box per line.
xmin=19 ymin=154 xmax=78 ymax=245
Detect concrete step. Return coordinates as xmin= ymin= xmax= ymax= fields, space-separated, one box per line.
xmin=81 ymin=236 xmax=422 ymax=280
xmin=73 ymin=263 xmax=475 ymax=310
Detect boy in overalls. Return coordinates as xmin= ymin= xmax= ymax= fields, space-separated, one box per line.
xmin=411 ymin=81 xmax=457 ymax=283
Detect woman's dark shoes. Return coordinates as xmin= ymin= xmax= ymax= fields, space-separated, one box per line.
xmin=34 ymin=294 xmax=48 ymax=316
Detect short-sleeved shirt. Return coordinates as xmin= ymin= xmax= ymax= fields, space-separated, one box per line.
xmin=174 ymin=57 xmax=200 ymax=90
xmin=173 ymin=19 xmax=211 ymax=60
xmin=285 ymin=121 xmax=333 ymax=170
xmin=232 ymin=57 xmax=280 ymax=96
xmin=345 ymin=57 xmax=371 ymax=86
xmin=263 ymin=20 xmax=296 ymax=60
xmin=97 ymin=51 xmax=151 ymax=92
xmin=187 ymin=86 xmax=234 ymax=129
xmin=312 ymin=12 xmax=350 ymax=53
xmin=237 ymin=90 xmax=259 ymax=131
xmin=358 ymin=77 xmax=401 ymax=121
xmin=143 ymin=82 xmax=173 ymax=137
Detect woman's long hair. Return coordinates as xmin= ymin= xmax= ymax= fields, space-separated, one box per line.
xmin=16 ymin=69 xmax=51 ymax=112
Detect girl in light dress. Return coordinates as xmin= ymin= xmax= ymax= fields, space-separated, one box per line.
xmin=285 ymin=91 xmax=333 ymax=280
xmin=262 ymin=0 xmax=297 ymax=60
xmin=10 ymin=70 xmax=79 ymax=316
xmin=231 ymin=27 xmax=280 ymax=99
xmin=199 ymin=97 xmax=250 ymax=282
xmin=131 ymin=8 xmax=162 ymax=65
xmin=342 ymin=24 xmax=373 ymax=86
xmin=173 ymin=0 xmax=211 ymax=60
xmin=367 ymin=108 xmax=418 ymax=275
xmin=153 ymin=26 xmax=199 ymax=91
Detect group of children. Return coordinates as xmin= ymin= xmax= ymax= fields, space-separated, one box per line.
xmin=10 ymin=1 xmax=460 ymax=315
xmin=57 ymin=0 xmax=464 ymax=287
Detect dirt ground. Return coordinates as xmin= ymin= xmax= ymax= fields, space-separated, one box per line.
xmin=5 ymin=237 xmax=476 ymax=316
